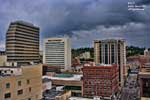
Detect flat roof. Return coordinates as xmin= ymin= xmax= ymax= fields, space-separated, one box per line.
xmin=43 ymin=74 xmax=82 ymax=81
xmin=43 ymin=89 xmax=63 ymax=99
xmin=94 ymin=38 xmax=125 ymax=42
xmin=96 ymin=63 xmax=113 ymax=67
xmin=42 ymin=78 xmax=51 ymax=83
xmin=141 ymin=97 xmax=150 ymax=100
xmin=11 ymin=20 xmax=39 ymax=29
xmin=68 ymin=97 xmax=93 ymax=100
xmin=139 ymin=72 xmax=150 ymax=75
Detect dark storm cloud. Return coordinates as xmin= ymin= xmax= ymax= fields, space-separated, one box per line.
xmin=136 ymin=0 xmax=150 ymax=5
xmin=0 ymin=0 xmax=150 ymax=50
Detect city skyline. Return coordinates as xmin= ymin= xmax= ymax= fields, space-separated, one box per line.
xmin=0 ymin=0 xmax=150 ymax=50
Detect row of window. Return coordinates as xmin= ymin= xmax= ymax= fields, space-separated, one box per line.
xmin=6 ymin=80 xmax=30 ymax=89
xmin=5 ymin=87 xmax=31 ymax=99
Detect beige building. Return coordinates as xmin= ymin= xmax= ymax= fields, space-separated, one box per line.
xmin=0 ymin=51 xmax=7 ymax=66
xmin=6 ymin=21 xmax=40 ymax=66
xmin=94 ymin=39 xmax=126 ymax=86
xmin=0 ymin=64 xmax=42 ymax=100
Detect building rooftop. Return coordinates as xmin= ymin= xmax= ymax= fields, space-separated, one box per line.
xmin=96 ymin=63 xmax=113 ymax=67
xmin=11 ymin=20 xmax=39 ymax=29
xmin=43 ymin=88 xmax=69 ymax=99
xmin=43 ymin=74 xmax=82 ymax=81
xmin=68 ymin=97 xmax=93 ymax=100
xmin=42 ymin=78 xmax=51 ymax=83
xmin=54 ymin=73 xmax=73 ymax=78
xmin=43 ymin=88 xmax=63 ymax=99
xmin=94 ymin=38 xmax=125 ymax=42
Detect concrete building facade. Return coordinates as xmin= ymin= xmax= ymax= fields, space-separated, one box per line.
xmin=0 ymin=64 xmax=42 ymax=100
xmin=43 ymin=37 xmax=71 ymax=71
xmin=6 ymin=21 xmax=40 ymax=66
xmin=94 ymin=39 xmax=126 ymax=86
xmin=82 ymin=64 xmax=119 ymax=98
xmin=144 ymin=49 xmax=150 ymax=57
xmin=0 ymin=51 xmax=7 ymax=66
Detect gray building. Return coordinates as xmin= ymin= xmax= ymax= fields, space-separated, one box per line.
xmin=6 ymin=21 xmax=40 ymax=66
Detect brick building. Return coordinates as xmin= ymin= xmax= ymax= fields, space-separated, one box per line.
xmin=82 ymin=64 xmax=119 ymax=98
xmin=139 ymin=63 xmax=150 ymax=97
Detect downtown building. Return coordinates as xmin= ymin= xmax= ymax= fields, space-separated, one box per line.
xmin=94 ymin=39 xmax=126 ymax=86
xmin=43 ymin=37 xmax=71 ymax=71
xmin=139 ymin=63 xmax=150 ymax=98
xmin=6 ymin=21 xmax=40 ymax=66
xmin=82 ymin=64 xmax=119 ymax=99
xmin=0 ymin=64 xmax=42 ymax=100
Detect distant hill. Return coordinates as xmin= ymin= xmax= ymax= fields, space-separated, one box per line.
xmin=72 ymin=46 xmax=148 ymax=59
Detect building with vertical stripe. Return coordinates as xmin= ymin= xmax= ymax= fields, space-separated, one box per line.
xmin=94 ymin=39 xmax=126 ymax=86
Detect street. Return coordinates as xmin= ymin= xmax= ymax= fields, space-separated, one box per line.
xmin=120 ymin=69 xmax=140 ymax=100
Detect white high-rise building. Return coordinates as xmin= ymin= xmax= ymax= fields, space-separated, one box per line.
xmin=43 ymin=37 xmax=71 ymax=71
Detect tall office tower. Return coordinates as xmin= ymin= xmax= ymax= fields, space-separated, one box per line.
xmin=6 ymin=21 xmax=40 ymax=66
xmin=94 ymin=39 xmax=126 ymax=86
xmin=43 ymin=37 xmax=71 ymax=71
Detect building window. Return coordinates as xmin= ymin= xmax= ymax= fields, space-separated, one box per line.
xmin=27 ymin=79 xmax=30 ymax=84
xmin=18 ymin=81 xmax=22 ymax=86
xmin=28 ymin=98 xmax=31 ymax=100
xmin=17 ymin=89 xmax=23 ymax=95
xmin=6 ymin=83 xmax=10 ymax=88
xmin=11 ymin=71 xmax=13 ymax=73
xmin=4 ymin=93 xmax=11 ymax=99
xmin=29 ymin=87 xmax=31 ymax=92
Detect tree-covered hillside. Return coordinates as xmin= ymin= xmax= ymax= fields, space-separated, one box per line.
xmin=72 ymin=46 xmax=148 ymax=58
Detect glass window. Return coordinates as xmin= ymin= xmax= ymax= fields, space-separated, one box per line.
xmin=17 ymin=89 xmax=23 ymax=95
xmin=18 ymin=81 xmax=22 ymax=86
xmin=27 ymin=79 xmax=30 ymax=84
xmin=6 ymin=83 xmax=10 ymax=88
xmin=4 ymin=93 xmax=11 ymax=99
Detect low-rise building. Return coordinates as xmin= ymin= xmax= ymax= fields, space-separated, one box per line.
xmin=139 ymin=63 xmax=150 ymax=97
xmin=0 ymin=64 xmax=42 ymax=100
xmin=82 ymin=64 xmax=119 ymax=99
xmin=42 ymin=78 xmax=52 ymax=92
xmin=43 ymin=88 xmax=71 ymax=100
xmin=43 ymin=73 xmax=83 ymax=96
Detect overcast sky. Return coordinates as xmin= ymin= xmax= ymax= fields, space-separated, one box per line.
xmin=0 ymin=0 xmax=150 ymax=50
